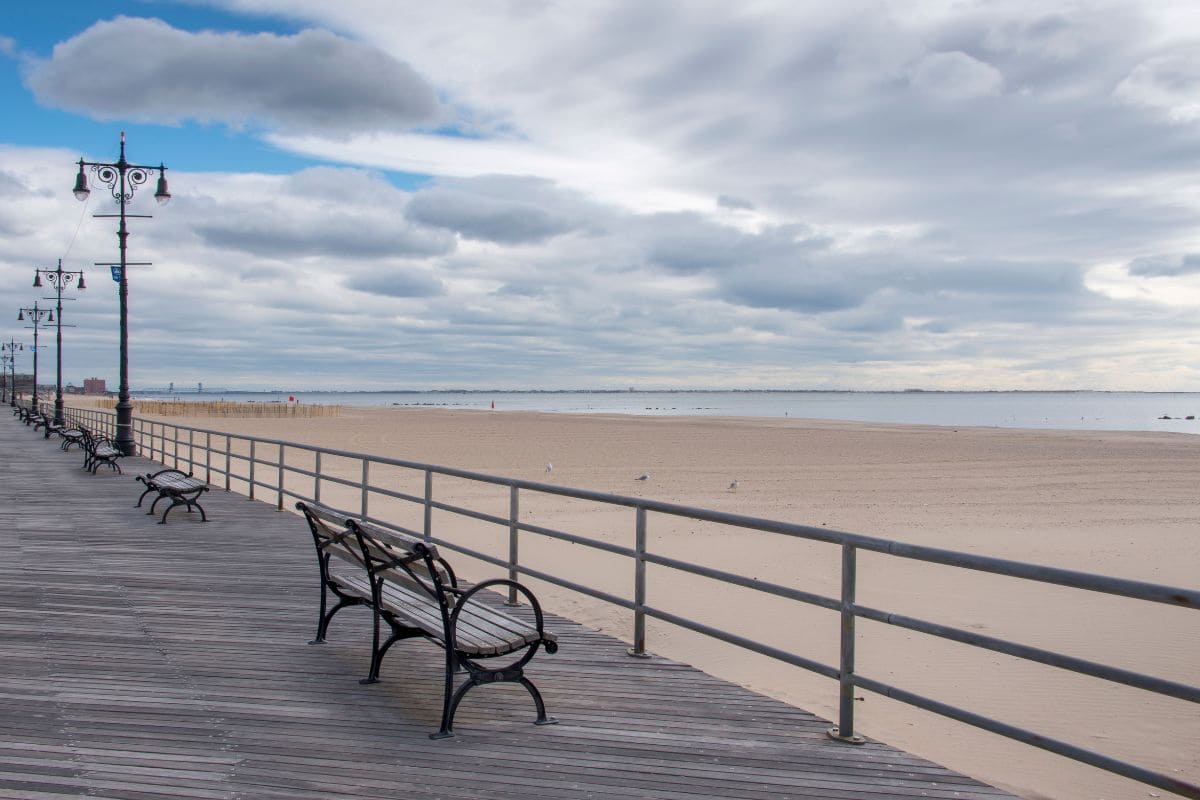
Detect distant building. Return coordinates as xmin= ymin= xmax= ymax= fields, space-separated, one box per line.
xmin=83 ymin=377 xmax=107 ymax=395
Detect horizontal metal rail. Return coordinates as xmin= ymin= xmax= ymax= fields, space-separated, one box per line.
xmin=44 ymin=405 xmax=1200 ymax=799
xmin=852 ymin=673 xmax=1200 ymax=799
xmin=853 ymin=603 xmax=1200 ymax=703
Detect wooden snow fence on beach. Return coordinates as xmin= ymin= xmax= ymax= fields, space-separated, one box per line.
xmin=96 ymin=397 xmax=341 ymax=417
xmin=42 ymin=401 xmax=1200 ymax=800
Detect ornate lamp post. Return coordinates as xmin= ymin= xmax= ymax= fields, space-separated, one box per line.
xmin=73 ymin=131 xmax=170 ymax=455
xmin=34 ymin=260 xmax=86 ymax=426
xmin=17 ymin=302 xmax=52 ymax=412
xmin=1 ymin=339 xmax=22 ymax=406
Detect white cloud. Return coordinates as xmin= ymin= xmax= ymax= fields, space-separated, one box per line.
xmin=23 ymin=16 xmax=440 ymax=133
xmin=907 ymin=51 xmax=1004 ymax=100
xmin=266 ymin=130 xmax=711 ymax=214
xmin=1114 ymin=50 xmax=1200 ymax=122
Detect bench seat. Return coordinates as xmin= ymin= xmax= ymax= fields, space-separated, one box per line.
xmin=332 ymin=570 xmax=548 ymax=658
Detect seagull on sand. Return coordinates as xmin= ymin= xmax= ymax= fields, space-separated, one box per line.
xmin=545 ymin=462 xmax=553 ymax=473
xmin=728 ymin=479 xmax=739 ymax=492
xmin=635 ymin=473 xmax=650 ymax=481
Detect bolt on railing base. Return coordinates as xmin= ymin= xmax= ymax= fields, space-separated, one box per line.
xmin=827 ymin=726 xmax=865 ymax=744
xmin=626 ymin=647 xmax=652 ymax=659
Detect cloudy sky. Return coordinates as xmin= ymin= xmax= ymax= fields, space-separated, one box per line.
xmin=2 ymin=1 xmax=1200 ymax=391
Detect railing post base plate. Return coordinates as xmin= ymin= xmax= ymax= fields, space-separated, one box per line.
xmin=626 ymin=647 xmax=652 ymax=659
xmin=827 ymin=726 xmax=865 ymax=744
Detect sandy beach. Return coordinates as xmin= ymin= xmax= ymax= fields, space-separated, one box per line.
xmin=124 ymin=403 xmax=1199 ymax=800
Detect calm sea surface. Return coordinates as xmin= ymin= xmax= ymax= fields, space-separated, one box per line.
xmin=140 ymin=390 xmax=1200 ymax=434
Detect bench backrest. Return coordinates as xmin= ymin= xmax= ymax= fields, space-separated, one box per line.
xmin=79 ymin=427 xmax=104 ymax=450
xmin=295 ymin=501 xmax=366 ymax=571
xmin=347 ymin=518 xmax=455 ymax=608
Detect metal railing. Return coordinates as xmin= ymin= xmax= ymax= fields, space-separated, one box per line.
xmin=50 ymin=404 xmax=1200 ymax=799
xmin=52 ymin=403 xmax=117 ymax=439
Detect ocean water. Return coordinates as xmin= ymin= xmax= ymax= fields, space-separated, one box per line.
xmin=137 ymin=390 xmax=1200 ymax=434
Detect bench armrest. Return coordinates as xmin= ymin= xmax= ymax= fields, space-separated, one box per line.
xmin=450 ymin=579 xmax=557 ymax=653
xmin=435 ymin=555 xmax=459 ymax=589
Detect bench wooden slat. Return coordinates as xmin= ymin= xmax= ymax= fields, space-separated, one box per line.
xmin=355 ymin=520 xmax=441 ymax=561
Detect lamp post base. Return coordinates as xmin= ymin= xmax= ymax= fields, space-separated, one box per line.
xmin=114 ymin=399 xmax=137 ymax=456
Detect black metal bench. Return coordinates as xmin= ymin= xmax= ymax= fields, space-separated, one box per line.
xmin=80 ymin=428 xmax=124 ymax=474
xmin=296 ymin=501 xmax=559 ymax=738
xmin=32 ymin=411 xmax=63 ymax=439
xmin=56 ymin=426 xmax=86 ymax=451
xmin=136 ymin=468 xmax=209 ymax=524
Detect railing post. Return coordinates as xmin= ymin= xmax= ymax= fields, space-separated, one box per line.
xmin=248 ymin=440 xmax=256 ymax=500
xmin=360 ymin=458 xmax=369 ymax=518
xmin=507 ymin=485 xmax=519 ymax=605
xmin=829 ymin=543 xmax=865 ymax=743
xmin=423 ymin=469 xmax=433 ymax=543
xmin=173 ymin=425 xmax=180 ymax=469
xmin=205 ymin=432 xmax=211 ymax=485
xmin=277 ymin=443 xmax=285 ymax=511
xmin=224 ymin=435 xmax=231 ymax=492
xmin=627 ymin=507 xmax=650 ymax=658
xmin=188 ymin=429 xmax=194 ymax=473
xmin=314 ymin=451 xmax=322 ymax=504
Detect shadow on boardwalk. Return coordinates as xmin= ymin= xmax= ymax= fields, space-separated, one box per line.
xmin=0 ymin=418 xmax=1015 ymax=799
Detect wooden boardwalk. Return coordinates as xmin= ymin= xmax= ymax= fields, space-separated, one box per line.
xmin=0 ymin=417 xmax=1016 ymax=800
